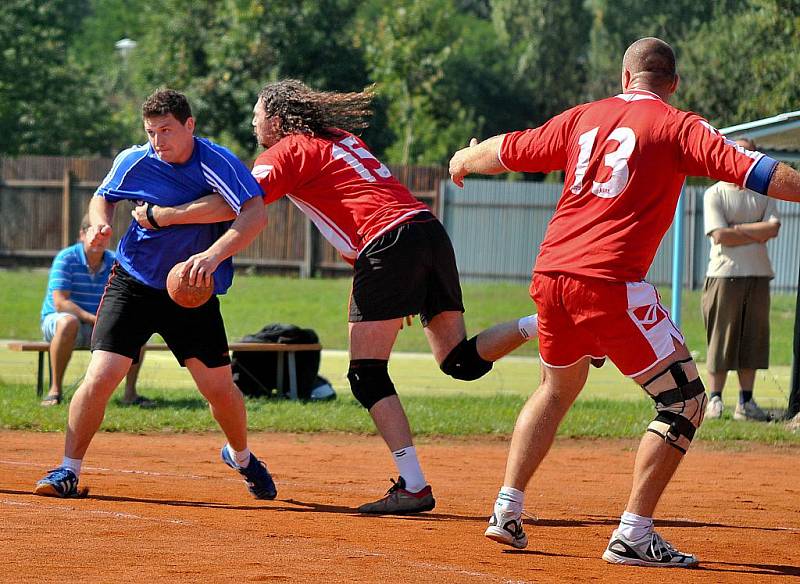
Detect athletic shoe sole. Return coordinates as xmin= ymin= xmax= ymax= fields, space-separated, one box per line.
xmin=602 ymin=548 xmax=699 ymax=568
xmin=484 ymin=525 xmax=528 ymax=549
xmin=33 ymin=482 xmax=86 ymax=498
xmin=358 ymin=496 xmax=436 ymax=515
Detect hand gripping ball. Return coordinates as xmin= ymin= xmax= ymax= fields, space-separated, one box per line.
xmin=166 ymin=261 xmax=213 ymax=308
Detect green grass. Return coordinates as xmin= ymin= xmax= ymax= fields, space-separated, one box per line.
xmin=1 ymin=348 xmax=798 ymax=443
xmin=2 ymin=268 xmax=798 ymax=444
xmin=1 ymin=268 xmax=798 ymax=363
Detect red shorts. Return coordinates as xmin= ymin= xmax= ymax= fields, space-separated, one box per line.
xmin=530 ymin=272 xmax=685 ymax=377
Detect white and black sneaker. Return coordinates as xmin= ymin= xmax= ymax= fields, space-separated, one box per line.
xmin=484 ymin=508 xmax=528 ymax=549
xmin=602 ymin=529 xmax=699 ymax=568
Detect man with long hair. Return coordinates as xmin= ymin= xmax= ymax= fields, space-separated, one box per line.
xmin=136 ymin=80 xmax=538 ymax=515
xmin=449 ymin=37 xmax=800 ymax=566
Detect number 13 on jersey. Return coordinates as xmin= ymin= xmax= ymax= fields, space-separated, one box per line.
xmin=570 ymin=127 xmax=636 ymax=199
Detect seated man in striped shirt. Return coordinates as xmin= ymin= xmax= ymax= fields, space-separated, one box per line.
xmin=39 ymin=213 xmax=149 ymax=407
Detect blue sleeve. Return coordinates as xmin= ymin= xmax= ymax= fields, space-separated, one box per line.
xmin=200 ymin=140 xmax=263 ymax=214
xmin=95 ymin=146 xmax=150 ymax=202
xmin=745 ymin=155 xmax=779 ymax=195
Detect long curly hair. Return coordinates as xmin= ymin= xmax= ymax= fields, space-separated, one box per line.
xmin=257 ymin=80 xmax=374 ymax=139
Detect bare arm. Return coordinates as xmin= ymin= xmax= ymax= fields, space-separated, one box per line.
xmin=52 ymin=290 xmax=96 ymax=324
xmin=448 ymin=135 xmax=508 ymax=187
xmin=710 ymin=221 xmax=781 ymax=246
xmin=86 ymin=196 xmax=115 ymax=247
xmin=735 ymin=221 xmax=780 ymax=243
xmin=132 ymin=193 xmax=238 ymax=229
xmin=181 ymin=197 xmax=268 ymax=285
xmin=766 ymin=163 xmax=800 ymax=203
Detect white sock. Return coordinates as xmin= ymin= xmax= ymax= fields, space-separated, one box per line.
xmin=226 ymin=444 xmax=251 ymax=468
xmin=617 ymin=511 xmax=653 ymax=542
xmin=61 ymin=456 xmax=82 ymax=477
xmin=518 ymin=314 xmax=538 ymax=340
xmin=495 ymin=485 xmax=524 ymax=515
xmin=392 ymin=446 xmax=426 ymax=492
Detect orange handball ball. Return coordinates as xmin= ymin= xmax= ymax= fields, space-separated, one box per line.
xmin=166 ymin=261 xmax=213 ymax=308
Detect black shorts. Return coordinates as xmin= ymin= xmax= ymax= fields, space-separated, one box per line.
xmin=349 ymin=212 xmax=464 ymax=326
xmin=91 ymin=264 xmax=231 ymax=368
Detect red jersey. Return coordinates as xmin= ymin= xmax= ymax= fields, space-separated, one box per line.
xmin=251 ymin=131 xmax=428 ymax=262
xmin=500 ymin=90 xmax=763 ymax=282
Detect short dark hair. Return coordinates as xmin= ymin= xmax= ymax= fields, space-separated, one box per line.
xmin=142 ymin=88 xmax=192 ymax=123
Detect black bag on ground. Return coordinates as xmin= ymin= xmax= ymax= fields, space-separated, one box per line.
xmin=231 ymin=323 xmax=320 ymax=399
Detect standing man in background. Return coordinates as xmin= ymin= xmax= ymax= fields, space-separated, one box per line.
xmin=702 ymin=138 xmax=780 ymax=422
xmin=39 ymin=213 xmax=148 ymax=407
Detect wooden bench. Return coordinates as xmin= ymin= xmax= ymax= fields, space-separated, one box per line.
xmin=7 ymin=341 xmax=323 ymax=401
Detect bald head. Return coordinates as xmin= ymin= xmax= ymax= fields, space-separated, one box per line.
xmin=736 ymin=138 xmax=756 ymax=151
xmin=622 ymin=37 xmax=677 ymax=91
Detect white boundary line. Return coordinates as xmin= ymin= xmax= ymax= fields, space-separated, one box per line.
xmin=1 ymin=498 xmax=192 ymax=525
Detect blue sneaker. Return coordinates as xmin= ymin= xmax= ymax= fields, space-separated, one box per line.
xmin=34 ymin=467 xmax=84 ymax=498
xmin=220 ymin=447 xmax=277 ymax=500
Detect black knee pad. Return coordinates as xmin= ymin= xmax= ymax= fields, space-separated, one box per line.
xmin=642 ymin=359 xmax=707 ymax=454
xmin=347 ymin=359 xmax=396 ymax=410
xmin=440 ymin=336 xmax=493 ymax=381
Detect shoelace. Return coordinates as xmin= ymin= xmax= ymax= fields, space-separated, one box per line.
xmin=383 ymin=477 xmax=408 ymax=495
xmin=648 ymin=532 xmax=677 ymax=561
xmin=521 ymin=509 xmax=538 ymax=522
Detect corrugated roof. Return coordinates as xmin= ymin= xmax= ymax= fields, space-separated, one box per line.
xmin=720 ymin=111 xmax=800 ymax=162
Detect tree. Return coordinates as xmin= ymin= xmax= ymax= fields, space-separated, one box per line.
xmin=676 ymin=0 xmax=800 ymax=128
xmin=491 ymin=0 xmax=591 ymax=123
xmin=108 ymin=0 xmax=371 ymax=158
xmin=0 ymin=0 xmax=119 ymax=155
xmin=360 ymin=0 xmax=467 ymax=164
xmin=584 ymin=0 xmax=747 ymax=100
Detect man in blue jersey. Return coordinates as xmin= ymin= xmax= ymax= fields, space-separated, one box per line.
xmin=34 ymin=89 xmax=276 ymax=501
xmin=39 ymin=214 xmax=148 ymax=407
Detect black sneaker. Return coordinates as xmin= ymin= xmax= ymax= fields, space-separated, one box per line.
xmin=357 ymin=477 xmax=435 ymax=515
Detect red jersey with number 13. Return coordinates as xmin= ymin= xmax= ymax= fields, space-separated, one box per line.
xmin=251 ymin=131 xmax=428 ymax=263
xmin=500 ymin=89 xmax=763 ymax=282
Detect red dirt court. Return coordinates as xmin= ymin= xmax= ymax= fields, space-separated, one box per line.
xmin=3 ymin=430 xmax=799 ymax=583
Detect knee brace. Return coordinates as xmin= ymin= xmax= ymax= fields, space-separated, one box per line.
xmin=440 ymin=336 xmax=493 ymax=381
xmin=347 ymin=359 xmax=397 ymax=410
xmin=641 ymin=358 xmax=707 ymax=454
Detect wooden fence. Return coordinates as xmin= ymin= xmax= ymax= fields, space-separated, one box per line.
xmin=0 ymin=156 xmax=446 ymax=276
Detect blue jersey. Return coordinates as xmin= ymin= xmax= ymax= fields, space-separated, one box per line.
xmin=41 ymin=243 xmax=115 ymax=321
xmin=95 ymin=137 xmax=262 ymax=293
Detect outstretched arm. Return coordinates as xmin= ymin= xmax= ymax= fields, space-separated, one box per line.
xmin=448 ymin=136 xmax=508 ymax=187
xmin=181 ymin=197 xmax=268 ymax=286
xmin=132 ymin=193 xmax=238 ymax=229
xmin=766 ymin=163 xmax=800 ymax=203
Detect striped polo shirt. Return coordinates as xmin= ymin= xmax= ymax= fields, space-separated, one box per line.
xmin=40 ymin=243 xmax=115 ymax=321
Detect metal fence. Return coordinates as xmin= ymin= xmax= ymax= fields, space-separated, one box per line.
xmin=441 ymin=179 xmax=800 ymax=292
xmin=3 ymin=155 xmax=798 ymax=291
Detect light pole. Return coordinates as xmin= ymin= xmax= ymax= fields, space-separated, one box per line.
xmin=114 ymin=38 xmax=138 ymax=61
